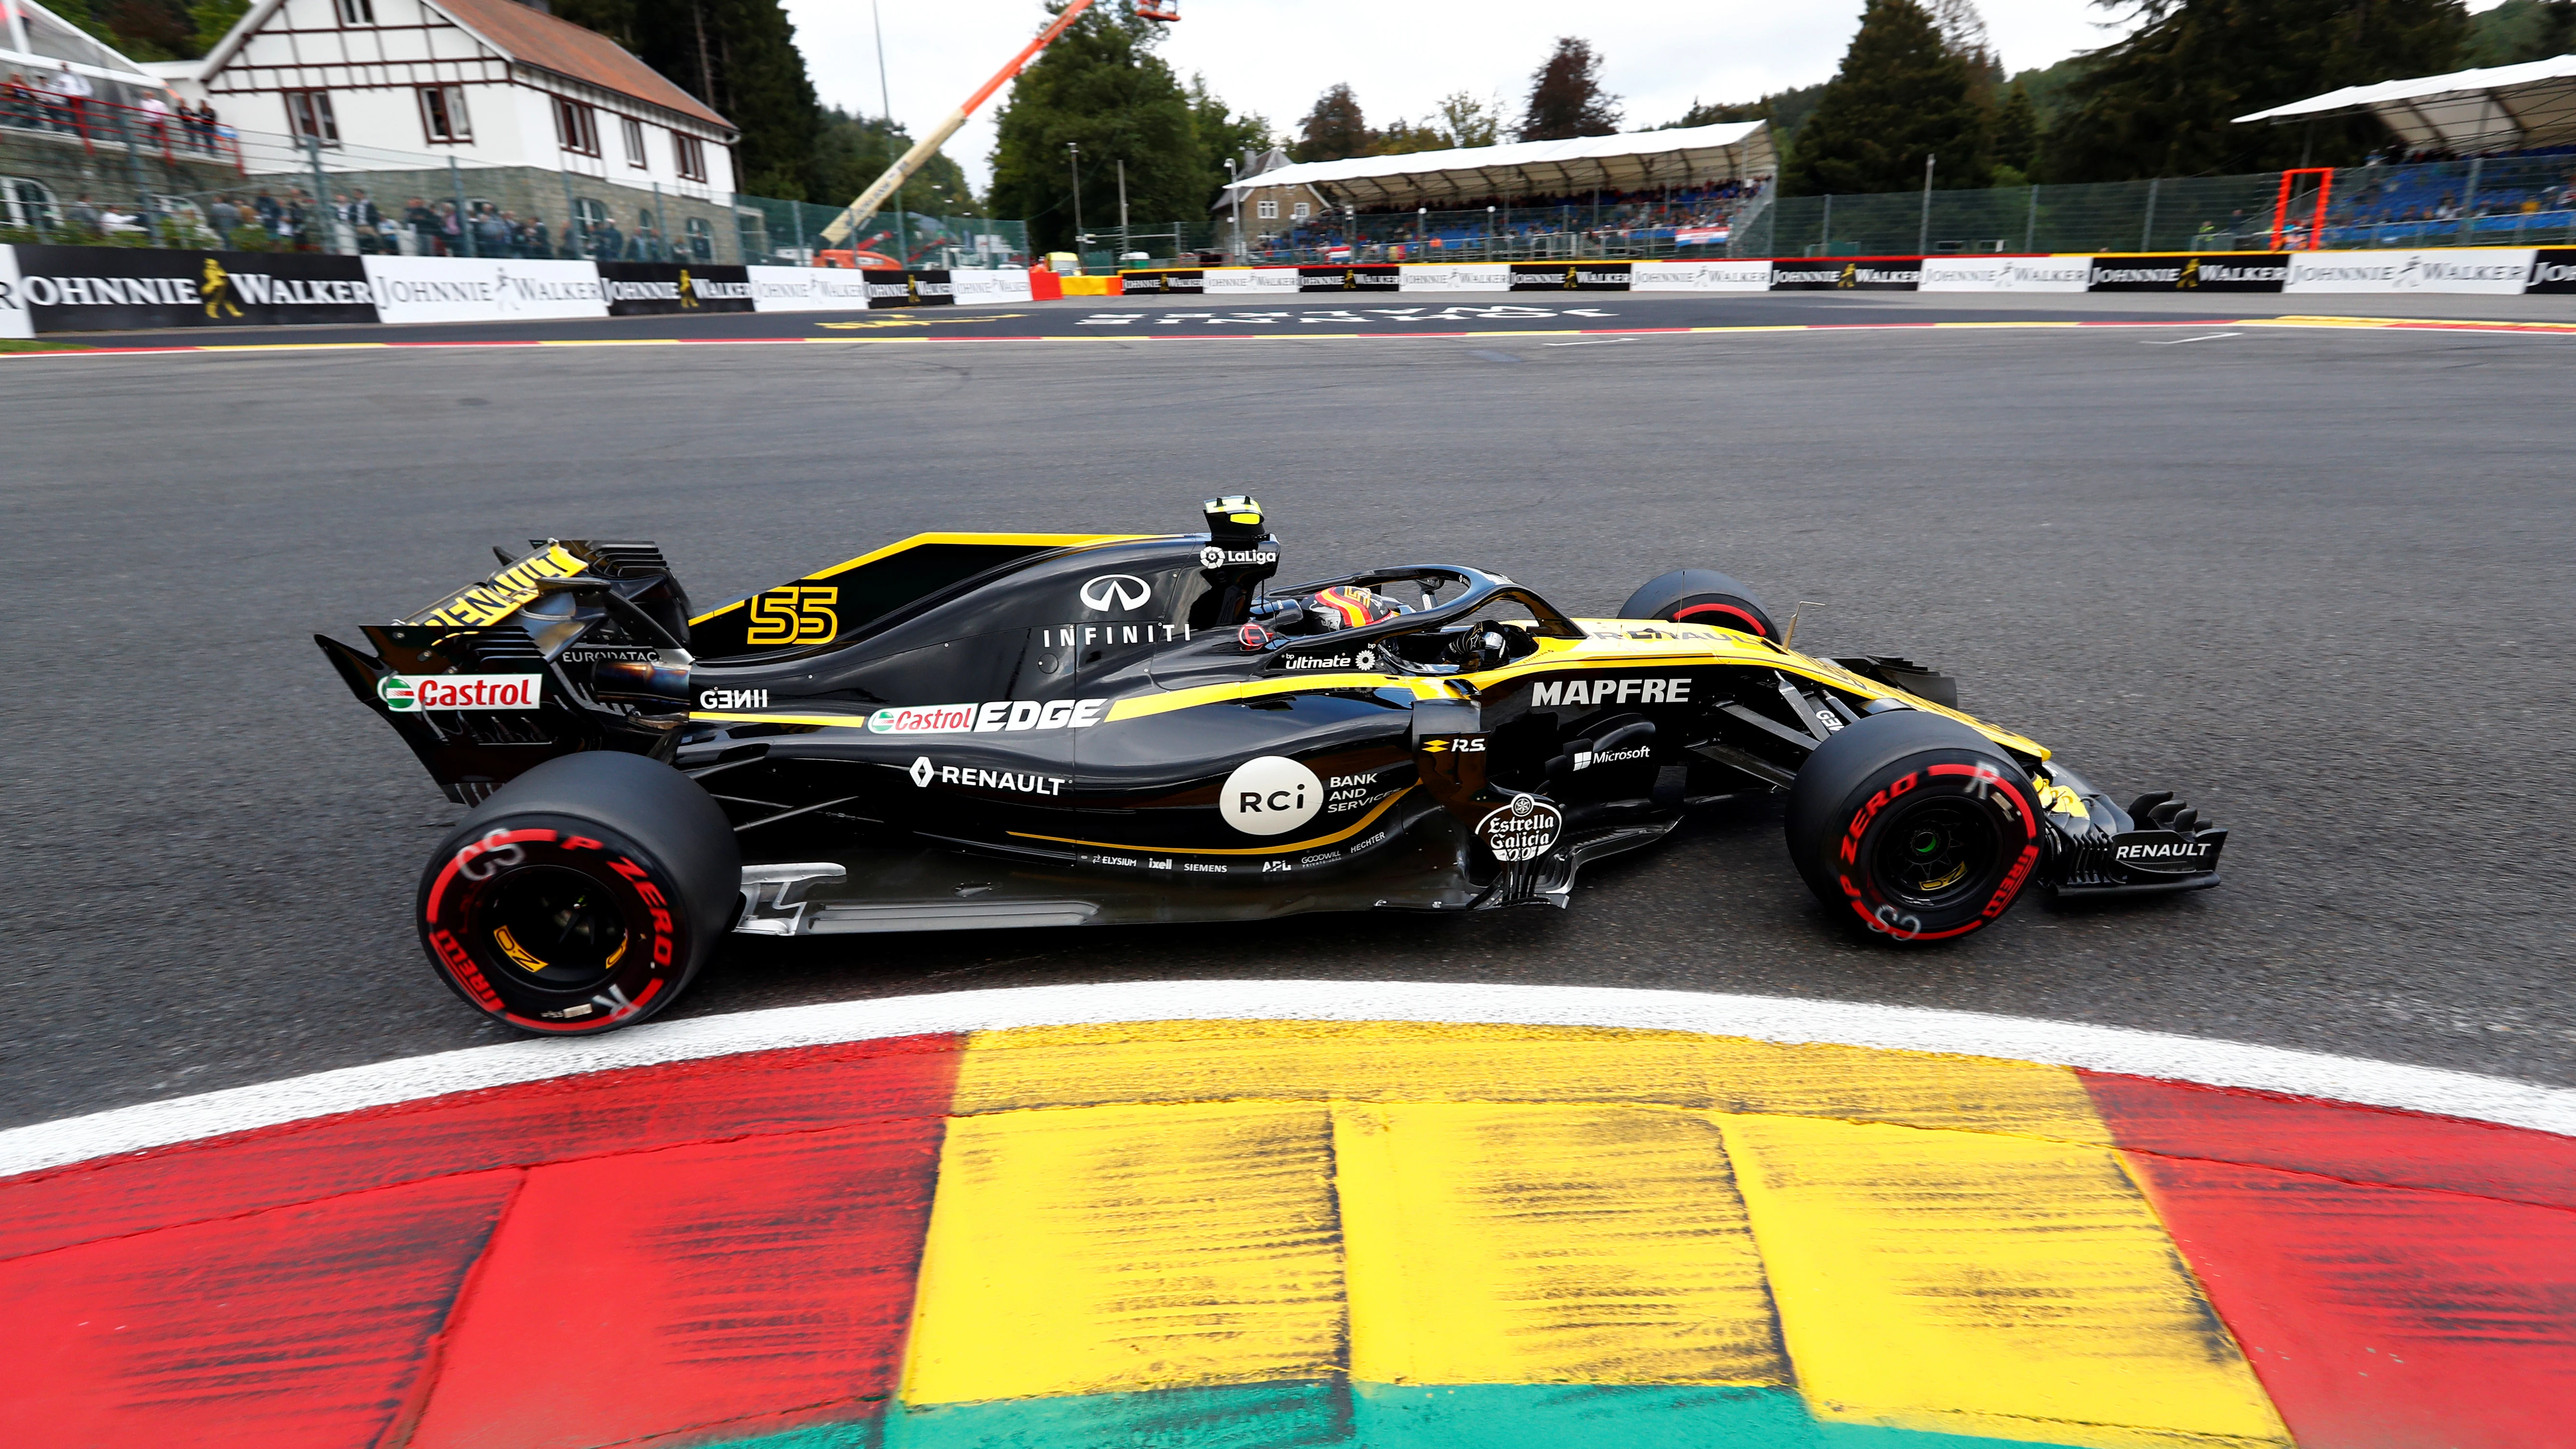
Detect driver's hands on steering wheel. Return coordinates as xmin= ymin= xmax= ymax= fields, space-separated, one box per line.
xmin=1447 ymin=621 xmax=1532 ymax=672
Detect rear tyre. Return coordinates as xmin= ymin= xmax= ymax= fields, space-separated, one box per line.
xmin=1783 ymin=710 xmax=2042 ymax=944
xmin=417 ymin=751 xmax=739 ymax=1035
xmin=1620 ymin=568 xmax=1779 ymax=639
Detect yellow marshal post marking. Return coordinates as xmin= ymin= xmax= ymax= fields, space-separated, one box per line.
xmin=901 ymin=1101 xmax=1346 ymax=1404
xmin=1335 ymin=1102 xmax=1789 ymax=1387
xmin=1722 ymin=1113 xmax=2292 ymax=1449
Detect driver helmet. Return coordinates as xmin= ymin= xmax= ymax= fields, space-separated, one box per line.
xmin=1306 ymin=585 xmax=1406 ymax=629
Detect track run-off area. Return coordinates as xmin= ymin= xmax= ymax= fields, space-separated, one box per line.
xmin=6 ymin=287 xmax=2575 ymax=1449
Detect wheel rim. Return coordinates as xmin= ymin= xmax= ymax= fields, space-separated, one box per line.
xmin=1874 ymin=798 xmax=2000 ymax=910
xmin=479 ymin=866 xmax=629 ymax=992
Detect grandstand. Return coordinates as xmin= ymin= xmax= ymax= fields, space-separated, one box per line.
xmin=1217 ymin=123 xmax=1776 ymax=264
xmin=2238 ymin=56 xmax=2576 ymax=246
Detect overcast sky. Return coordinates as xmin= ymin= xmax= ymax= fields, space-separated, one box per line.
xmin=777 ymin=0 xmax=2510 ymax=199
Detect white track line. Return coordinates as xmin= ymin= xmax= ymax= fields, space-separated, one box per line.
xmin=4 ymin=981 xmax=2569 ymax=1179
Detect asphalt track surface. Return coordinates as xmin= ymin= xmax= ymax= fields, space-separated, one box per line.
xmin=4 ymin=289 xmax=2573 ymax=1129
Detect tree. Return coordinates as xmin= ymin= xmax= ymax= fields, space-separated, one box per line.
xmin=2465 ymin=0 xmax=2576 ymax=64
xmin=1367 ymin=118 xmax=1452 ymax=155
xmin=2041 ymin=0 xmax=2467 ymax=183
xmin=1189 ymin=76 xmax=1272 ymax=214
xmin=188 ymin=0 xmax=248 ymax=55
xmin=1666 ymin=81 xmax=1828 ymax=146
xmin=554 ymin=0 xmax=821 ymax=199
xmin=1294 ymin=83 xmax=1370 ymax=162
xmin=1784 ymin=0 xmax=1990 ymax=194
xmin=812 ymin=109 xmax=977 ymax=215
xmin=988 ymin=3 xmax=1206 ymax=254
xmin=1991 ymin=80 xmax=2040 ymax=173
xmin=1436 ymin=91 xmax=1500 ymax=148
xmin=1518 ymin=37 xmax=1621 ymax=140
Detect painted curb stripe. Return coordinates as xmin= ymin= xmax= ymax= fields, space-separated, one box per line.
xmin=7 ymin=315 xmax=2576 ymax=358
xmin=2125 ymin=1155 xmax=2576 ymax=1449
xmin=3 ymin=1010 xmax=2571 ymax=1449
xmin=4 ymin=982 xmax=2566 ymax=1183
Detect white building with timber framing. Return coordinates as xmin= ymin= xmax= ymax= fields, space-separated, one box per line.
xmin=183 ymin=0 xmax=736 ymax=202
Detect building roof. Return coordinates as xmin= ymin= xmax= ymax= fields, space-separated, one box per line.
xmin=1217 ymin=122 xmax=1774 ymax=210
xmin=194 ymin=0 xmax=732 ymax=133
xmin=2236 ymin=54 xmax=2576 ymax=152
xmin=434 ymin=0 xmax=729 ymax=131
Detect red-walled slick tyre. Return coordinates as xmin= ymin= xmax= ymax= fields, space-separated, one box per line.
xmin=1619 ymin=568 xmax=1779 ymax=639
xmin=417 ymin=752 xmax=739 ymax=1035
xmin=1783 ymin=710 xmax=2043 ymax=944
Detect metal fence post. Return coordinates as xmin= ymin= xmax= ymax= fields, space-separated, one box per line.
xmin=2025 ymin=183 xmax=2039 ymax=252
xmin=652 ymin=180 xmax=666 ymax=260
xmin=792 ymin=201 xmax=804 ymax=264
xmin=2460 ymin=156 xmax=2482 ymax=246
xmin=449 ymin=156 xmax=476 ymax=258
xmin=559 ymin=169 xmax=582 ymax=260
xmin=2140 ymin=177 xmax=2159 ymax=252
xmin=1820 ymin=192 xmax=1831 ymax=255
xmin=1918 ymin=155 xmax=1934 ymax=254
xmin=304 ymin=132 xmax=337 ymax=253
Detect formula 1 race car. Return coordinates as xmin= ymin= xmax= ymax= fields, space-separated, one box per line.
xmin=320 ymin=498 xmax=2226 ymax=1035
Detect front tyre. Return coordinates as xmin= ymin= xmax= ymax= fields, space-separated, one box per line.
xmin=1783 ymin=710 xmax=2042 ymax=944
xmin=417 ymin=752 xmax=739 ymax=1035
xmin=1619 ymin=568 xmax=1779 ymax=639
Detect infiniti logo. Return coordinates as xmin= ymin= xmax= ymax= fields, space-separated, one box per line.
xmin=1078 ymin=574 xmax=1152 ymax=612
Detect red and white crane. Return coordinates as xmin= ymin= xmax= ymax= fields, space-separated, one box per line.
xmin=821 ymin=0 xmax=1177 ymax=246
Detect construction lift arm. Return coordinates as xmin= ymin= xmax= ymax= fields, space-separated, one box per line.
xmin=822 ymin=0 xmax=1177 ymax=247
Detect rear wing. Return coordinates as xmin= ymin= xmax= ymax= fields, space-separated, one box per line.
xmin=317 ymin=540 xmax=694 ymax=804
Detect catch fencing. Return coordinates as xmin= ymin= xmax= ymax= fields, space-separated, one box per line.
xmin=1741 ymin=157 xmax=2576 ymax=259
xmin=733 ymin=196 xmax=1030 ymax=270
xmin=1230 ymin=157 xmax=2576 ymax=266
xmin=0 ymin=105 xmax=1028 ymax=271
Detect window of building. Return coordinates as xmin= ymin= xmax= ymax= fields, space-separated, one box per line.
xmin=620 ymin=115 xmax=645 ymax=168
xmin=284 ymin=90 xmax=340 ymax=146
xmin=1256 ymin=198 xmax=1278 ymax=220
xmin=338 ymin=0 xmax=376 ymax=23
xmin=685 ymin=216 xmax=712 ymax=260
xmin=417 ymin=85 xmax=470 ymax=144
xmin=673 ymin=132 xmax=707 ymax=182
xmin=1290 ymin=200 xmax=1310 ymax=221
xmin=554 ymin=97 xmax=599 ymax=156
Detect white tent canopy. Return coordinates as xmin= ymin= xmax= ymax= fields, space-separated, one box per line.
xmin=2236 ymin=54 xmax=2576 ymax=153
xmin=1220 ymin=122 xmax=1772 ymax=211
xmin=0 ymin=0 xmax=169 ymax=91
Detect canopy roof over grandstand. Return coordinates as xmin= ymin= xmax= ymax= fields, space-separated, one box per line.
xmin=2236 ymin=54 xmax=2576 ymax=152
xmin=1221 ymin=122 xmax=1773 ymax=210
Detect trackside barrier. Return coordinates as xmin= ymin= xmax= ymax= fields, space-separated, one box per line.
xmin=8 ymin=243 xmax=2568 ymax=340
xmin=0 ymin=243 xmax=1037 ymax=338
xmin=1119 ymin=245 xmax=2576 ymax=299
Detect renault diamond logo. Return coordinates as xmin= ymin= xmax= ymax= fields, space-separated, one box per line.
xmin=909 ymin=756 xmax=934 ymax=788
xmin=1079 ymin=574 xmax=1151 ymax=612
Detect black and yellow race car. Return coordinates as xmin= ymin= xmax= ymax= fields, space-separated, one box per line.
xmin=320 ymin=498 xmax=2225 ymax=1035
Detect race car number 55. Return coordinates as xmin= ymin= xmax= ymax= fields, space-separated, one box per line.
xmin=746 ymin=586 xmax=838 ymax=645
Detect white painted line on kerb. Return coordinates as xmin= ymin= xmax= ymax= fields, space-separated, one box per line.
xmin=2145 ymin=331 xmax=2244 ymax=344
xmin=3 ymin=981 xmax=2569 ymax=1179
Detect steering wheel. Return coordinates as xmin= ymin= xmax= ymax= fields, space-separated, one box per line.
xmin=1446 ymin=621 xmax=1532 ymax=672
